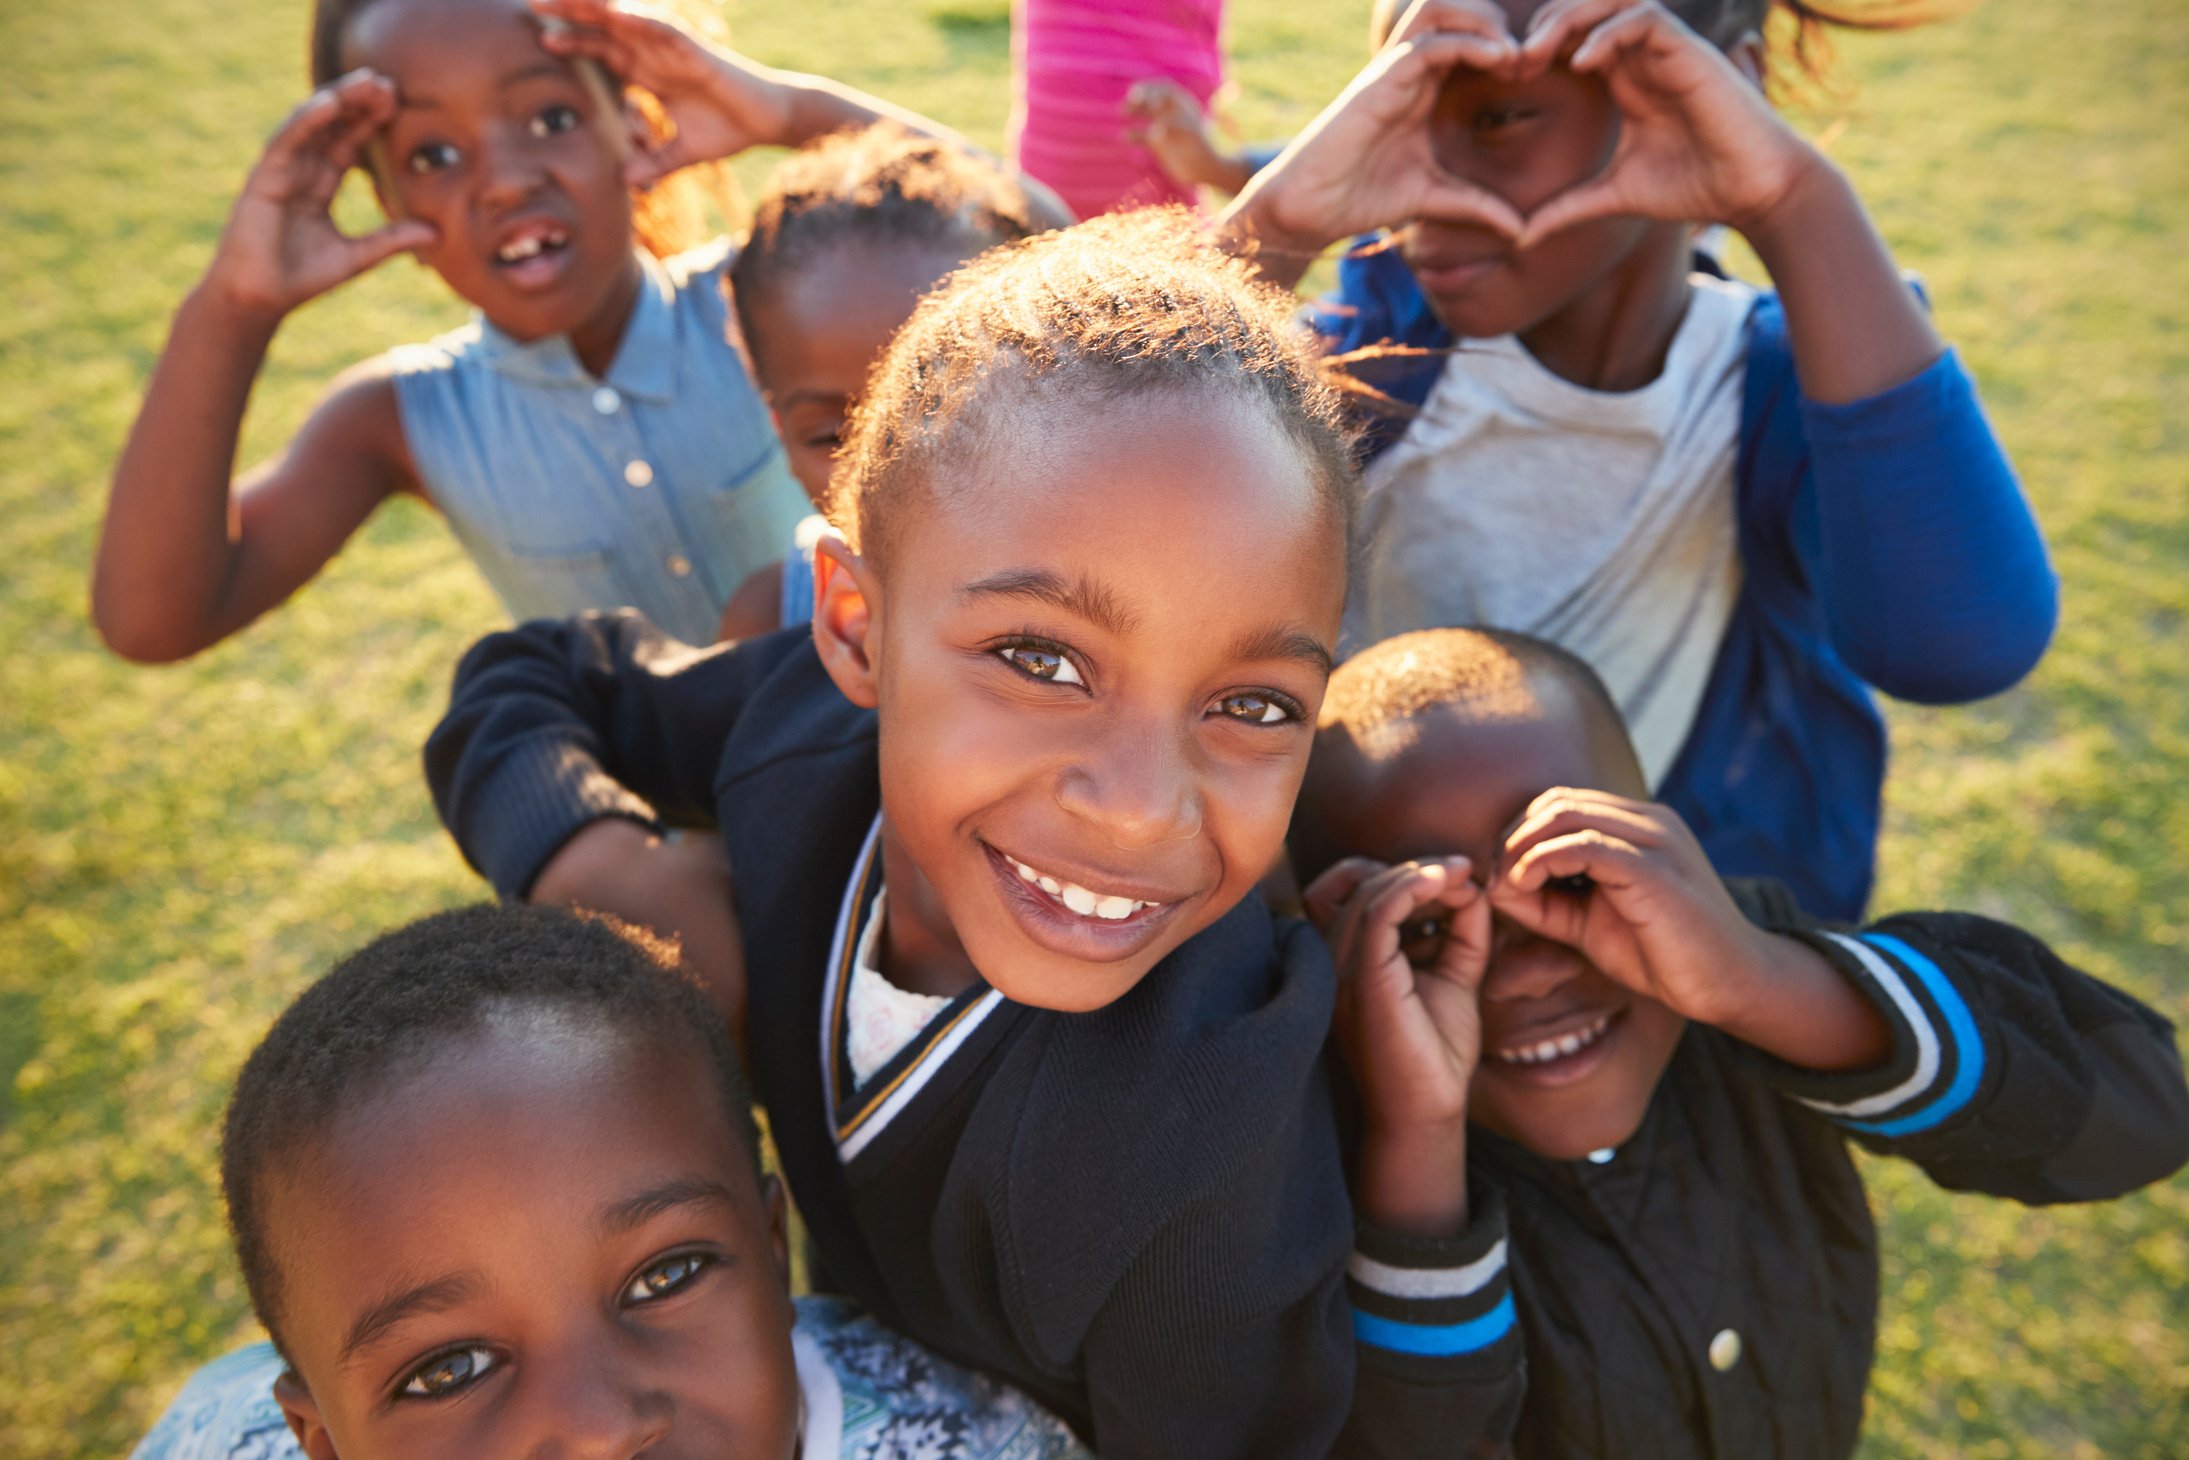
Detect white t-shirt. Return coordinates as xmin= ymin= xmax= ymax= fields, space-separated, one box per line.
xmin=844 ymin=889 xmax=954 ymax=1087
xmin=1346 ymin=274 xmax=1756 ymax=787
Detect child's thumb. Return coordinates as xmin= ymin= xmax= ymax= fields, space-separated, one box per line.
xmin=356 ymin=219 xmax=438 ymax=268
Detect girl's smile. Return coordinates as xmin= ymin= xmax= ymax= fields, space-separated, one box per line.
xmin=814 ymin=389 xmax=1348 ymax=1012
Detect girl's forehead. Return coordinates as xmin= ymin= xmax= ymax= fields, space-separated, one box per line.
xmin=341 ymin=0 xmax=541 ymax=72
xmin=902 ymin=392 xmax=1348 ymax=632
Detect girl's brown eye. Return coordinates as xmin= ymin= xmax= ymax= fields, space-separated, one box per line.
xmin=407 ymin=141 xmax=460 ymax=174
xmin=1218 ymin=692 xmax=1295 ymax=725
xmin=996 ymin=644 xmax=1085 ymax=686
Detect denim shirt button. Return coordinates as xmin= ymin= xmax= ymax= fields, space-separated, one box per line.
xmin=666 ymin=553 xmax=692 ymax=577
xmin=624 ymin=459 xmax=654 ymax=488
xmin=593 ymin=386 xmax=622 ymax=415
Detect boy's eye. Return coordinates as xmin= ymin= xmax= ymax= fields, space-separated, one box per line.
xmin=996 ymin=644 xmax=1085 ymax=686
xmin=623 ymin=1251 xmax=712 ymax=1305
xmin=1399 ymin=913 xmax=1447 ymax=966
xmin=801 ymin=429 xmax=843 ymax=450
xmin=530 ymin=103 xmax=582 ymax=139
xmin=1216 ymin=691 xmax=1298 ymax=726
xmin=407 ymin=141 xmax=461 ymax=175
xmin=398 ymin=1345 xmax=497 ymax=1400
xmin=1473 ymin=105 xmax=1534 ymax=133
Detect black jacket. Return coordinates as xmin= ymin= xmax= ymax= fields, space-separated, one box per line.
xmin=426 ymin=614 xmax=1519 ymax=1460
xmin=1430 ymin=881 xmax=2189 ymax=1458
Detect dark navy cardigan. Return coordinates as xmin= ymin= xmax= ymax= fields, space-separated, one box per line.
xmin=1317 ymin=246 xmax=2059 ymax=919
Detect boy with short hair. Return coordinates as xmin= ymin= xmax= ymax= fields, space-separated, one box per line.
xmin=1294 ymin=626 xmax=2189 ymax=1459
xmin=131 ymin=904 xmax=1089 ymax=1460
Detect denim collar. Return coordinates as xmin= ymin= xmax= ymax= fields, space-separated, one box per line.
xmin=475 ymin=249 xmax=678 ymax=402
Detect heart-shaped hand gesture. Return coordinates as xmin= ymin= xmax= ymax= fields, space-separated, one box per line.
xmin=531 ymin=0 xmax=794 ymax=188
xmin=1514 ymin=0 xmax=1823 ymax=245
xmin=1222 ymin=0 xmax=1526 ymax=285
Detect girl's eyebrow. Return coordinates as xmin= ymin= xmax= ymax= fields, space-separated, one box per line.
xmin=1227 ymin=624 xmax=1334 ymax=675
xmin=960 ymin=568 xmax=1138 ymax=638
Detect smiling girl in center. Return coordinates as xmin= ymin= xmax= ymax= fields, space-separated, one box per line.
xmin=427 ymin=210 xmax=1505 ymax=1458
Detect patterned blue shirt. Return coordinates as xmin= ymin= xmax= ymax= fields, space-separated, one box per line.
xmin=390 ymin=240 xmax=811 ymax=645
xmin=130 ymin=1297 xmax=1091 ymax=1460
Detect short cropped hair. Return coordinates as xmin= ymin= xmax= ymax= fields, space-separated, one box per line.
xmin=1317 ymin=626 xmax=1626 ymax=754
xmin=826 ymin=207 xmax=1360 ymax=567
xmin=219 ymin=903 xmax=759 ymax=1356
xmin=729 ymin=122 xmax=1044 ymax=353
xmin=1294 ymin=628 xmax=1638 ymax=879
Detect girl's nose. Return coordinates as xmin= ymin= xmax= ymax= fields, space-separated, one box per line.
xmin=477 ymin=137 xmax=549 ymax=209
xmin=1054 ymin=718 xmax=1203 ymax=850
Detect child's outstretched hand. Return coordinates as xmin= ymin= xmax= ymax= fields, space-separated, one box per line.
xmin=1305 ymin=856 xmax=1489 ymax=1234
xmin=1514 ymin=0 xmax=1822 ymax=244
xmin=1121 ymin=79 xmax=1242 ymax=194
xmin=531 ymin=0 xmax=795 ymax=186
xmin=205 ymin=72 xmax=438 ymax=320
xmin=1221 ymin=1 xmax=1524 ymax=282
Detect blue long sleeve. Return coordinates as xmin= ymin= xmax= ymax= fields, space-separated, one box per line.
xmin=1795 ymin=347 xmax=2058 ymax=703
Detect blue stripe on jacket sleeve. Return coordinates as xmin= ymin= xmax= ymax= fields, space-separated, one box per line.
xmin=1842 ymin=932 xmax=1986 ymax=1137
xmin=1352 ymin=1292 xmax=1517 ymax=1356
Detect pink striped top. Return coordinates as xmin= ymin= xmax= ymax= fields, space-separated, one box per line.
xmin=1010 ymin=0 xmax=1227 ymax=219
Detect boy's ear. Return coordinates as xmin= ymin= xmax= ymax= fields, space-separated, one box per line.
xmin=762 ymin=1173 xmax=791 ymax=1277
xmin=812 ymin=534 xmax=882 ymax=709
xmin=275 ymin=1367 xmax=341 ymax=1460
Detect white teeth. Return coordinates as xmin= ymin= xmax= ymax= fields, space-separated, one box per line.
xmin=497 ymin=227 xmax=566 ymax=264
xmin=1494 ymin=1014 xmax=1613 ymax=1067
xmin=1002 ymin=853 xmax=1160 ymax=922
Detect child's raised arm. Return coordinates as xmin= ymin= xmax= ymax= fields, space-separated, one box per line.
xmin=1490 ymin=789 xmax=2189 ymax=1203
xmin=91 ymin=72 xmax=433 ymax=664
xmin=533 ymin=0 xmax=997 ymax=183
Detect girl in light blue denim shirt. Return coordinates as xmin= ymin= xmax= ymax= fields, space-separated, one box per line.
xmin=95 ymin=0 xmax=963 ymax=658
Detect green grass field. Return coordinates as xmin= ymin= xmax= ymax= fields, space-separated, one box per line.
xmin=2 ymin=0 xmax=2184 ymax=1453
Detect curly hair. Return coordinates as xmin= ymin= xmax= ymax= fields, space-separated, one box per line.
xmin=219 ymin=903 xmax=759 ymax=1358
xmin=309 ymin=0 xmax=741 ymax=259
xmin=729 ymin=122 xmax=1045 ymax=355
xmin=827 ymin=206 xmax=1361 ymax=566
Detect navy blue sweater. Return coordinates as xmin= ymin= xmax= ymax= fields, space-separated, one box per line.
xmin=426 ymin=617 xmax=1521 ymax=1460
xmin=1316 ymin=248 xmax=2059 ymax=920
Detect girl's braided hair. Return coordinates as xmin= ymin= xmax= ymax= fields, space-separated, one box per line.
xmin=826 ymin=206 xmax=1361 ymax=565
xmin=728 ymin=122 xmax=1044 ymax=351
xmin=309 ymin=0 xmax=742 ymax=259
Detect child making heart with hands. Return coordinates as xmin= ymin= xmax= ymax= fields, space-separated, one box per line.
xmin=1294 ymin=628 xmax=2189 ymax=1456
xmin=1228 ymin=0 xmax=2056 ymax=924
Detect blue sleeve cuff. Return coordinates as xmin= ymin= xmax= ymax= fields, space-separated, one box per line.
xmin=1768 ymin=929 xmax=1991 ymax=1138
xmin=1349 ymin=1185 xmax=1518 ymax=1361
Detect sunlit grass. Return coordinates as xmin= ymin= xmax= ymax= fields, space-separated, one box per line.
xmin=1 ymin=0 xmax=2183 ymax=1454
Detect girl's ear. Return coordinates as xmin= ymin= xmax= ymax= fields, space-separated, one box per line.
xmin=1726 ymin=30 xmax=1768 ymax=92
xmin=812 ymin=534 xmax=882 ymax=709
xmin=275 ymin=1368 xmax=342 ymax=1460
